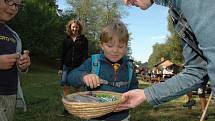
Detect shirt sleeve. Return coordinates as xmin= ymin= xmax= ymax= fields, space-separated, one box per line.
xmin=67 ymin=58 xmax=91 ymax=88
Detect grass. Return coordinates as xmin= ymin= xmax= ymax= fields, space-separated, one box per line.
xmin=15 ymin=65 xmax=215 ymax=121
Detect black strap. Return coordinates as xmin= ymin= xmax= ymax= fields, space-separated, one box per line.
xmin=168 ymin=0 xmax=207 ymax=61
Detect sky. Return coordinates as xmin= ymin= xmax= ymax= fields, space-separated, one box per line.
xmin=56 ymin=0 xmax=169 ymax=63
xmin=123 ymin=5 xmax=169 ymax=63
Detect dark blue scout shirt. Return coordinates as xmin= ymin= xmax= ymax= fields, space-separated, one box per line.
xmin=0 ymin=23 xmax=18 ymax=95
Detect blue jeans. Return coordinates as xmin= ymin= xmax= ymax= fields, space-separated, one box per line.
xmin=60 ymin=65 xmax=74 ymax=86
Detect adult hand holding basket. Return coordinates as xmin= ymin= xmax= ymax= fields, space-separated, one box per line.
xmin=62 ymin=91 xmax=124 ymax=119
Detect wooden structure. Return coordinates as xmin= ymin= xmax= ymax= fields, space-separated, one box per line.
xmin=152 ymin=58 xmax=181 ymax=82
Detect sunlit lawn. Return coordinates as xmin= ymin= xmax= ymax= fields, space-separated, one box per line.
xmin=15 ymin=65 xmax=215 ymax=121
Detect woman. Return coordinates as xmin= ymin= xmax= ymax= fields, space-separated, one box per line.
xmin=58 ymin=20 xmax=88 ymax=116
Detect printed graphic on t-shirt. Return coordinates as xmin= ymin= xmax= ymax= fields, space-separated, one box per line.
xmin=0 ymin=24 xmax=17 ymax=54
xmin=0 ymin=35 xmax=16 ymax=44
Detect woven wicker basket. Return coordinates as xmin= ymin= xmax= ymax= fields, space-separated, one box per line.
xmin=62 ymin=91 xmax=124 ymax=119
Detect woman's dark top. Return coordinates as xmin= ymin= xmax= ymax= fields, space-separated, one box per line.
xmin=59 ymin=35 xmax=88 ymax=70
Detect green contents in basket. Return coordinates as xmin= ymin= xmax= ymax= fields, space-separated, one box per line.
xmin=67 ymin=92 xmax=118 ymax=103
xmin=96 ymin=93 xmax=117 ymax=102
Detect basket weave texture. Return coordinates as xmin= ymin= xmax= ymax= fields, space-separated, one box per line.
xmin=62 ymin=91 xmax=124 ymax=119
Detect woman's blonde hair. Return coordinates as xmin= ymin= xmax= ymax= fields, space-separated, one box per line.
xmin=66 ymin=20 xmax=83 ymax=36
xmin=100 ymin=21 xmax=129 ymax=45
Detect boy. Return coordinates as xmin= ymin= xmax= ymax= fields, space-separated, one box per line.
xmin=0 ymin=0 xmax=31 ymax=121
xmin=67 ymin=21 xmax=138 ymax=121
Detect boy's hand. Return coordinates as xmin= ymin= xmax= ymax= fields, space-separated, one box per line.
xmin=83 ymin=74 xmax=102 ymax=89
xmin=0 ymin=54 xmax=19 ymax=70
xmin=17 ymin=50 xmax=31 ymax=71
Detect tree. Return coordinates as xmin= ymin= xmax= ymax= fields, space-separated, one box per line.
xmin=166 ymin=16 xmax=184 ymax=64
xmin=148 ymin=43 xmax=169 ymax=68
xmin=148 ymin=15 xmax=184 ymax=68
xmin=9 ymin=0 xmax=75 ymax=64
xmin=9 ymin=0 xmax=130 ymax=65
xmin=66 ymin=0 xmax=128 ymax=54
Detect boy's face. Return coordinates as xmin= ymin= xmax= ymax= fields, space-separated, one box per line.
xmin=101 ymin=36 xmax=127 ymax=62
xmin=0 ymin=0 xmax=21 ymax=23
xmin=70 ymin=23 xmax=80 ymax=36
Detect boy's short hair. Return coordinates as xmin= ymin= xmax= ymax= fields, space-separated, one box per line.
xmin=66 ymin=20 xmax=83 ymax=36
xmin=100 ymin=21 xmax=129 ymax=45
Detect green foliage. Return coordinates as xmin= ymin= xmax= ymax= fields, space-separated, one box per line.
xmin=9 ymin=0 xmax=129 ymax=64
xmin=166 ymin=16 xmax=184 ymax=64
xmin=6 ymin=0 xmax=132 ymax=67
xmin=148 ymin=15 xmax=184 ymax=68
xmin=66 ymin=0 xmax=128 ymax=54
xmin=9 ymin=0 xmax=75 ymax=63
xmin=148 ymin=43 xmax=169 ymax=68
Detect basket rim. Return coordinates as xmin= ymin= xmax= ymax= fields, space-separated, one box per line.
xmin=62 ymin=91 xmax=124 ymax=106
xmin=62 ymin=91 xmax=125 ymax=119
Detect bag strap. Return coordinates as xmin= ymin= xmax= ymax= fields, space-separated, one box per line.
xmin=168 ymin=0 xmax=206 ymax=61
xmin=127 ymin=61 xmax=133 ymax=90
xmin=5 ymin=25 xmax=22 ymax=53
xmin=91 ymin=54 xmax=101 ymax=75
xmin=91 ymin=54 xmax=133 ymax=89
